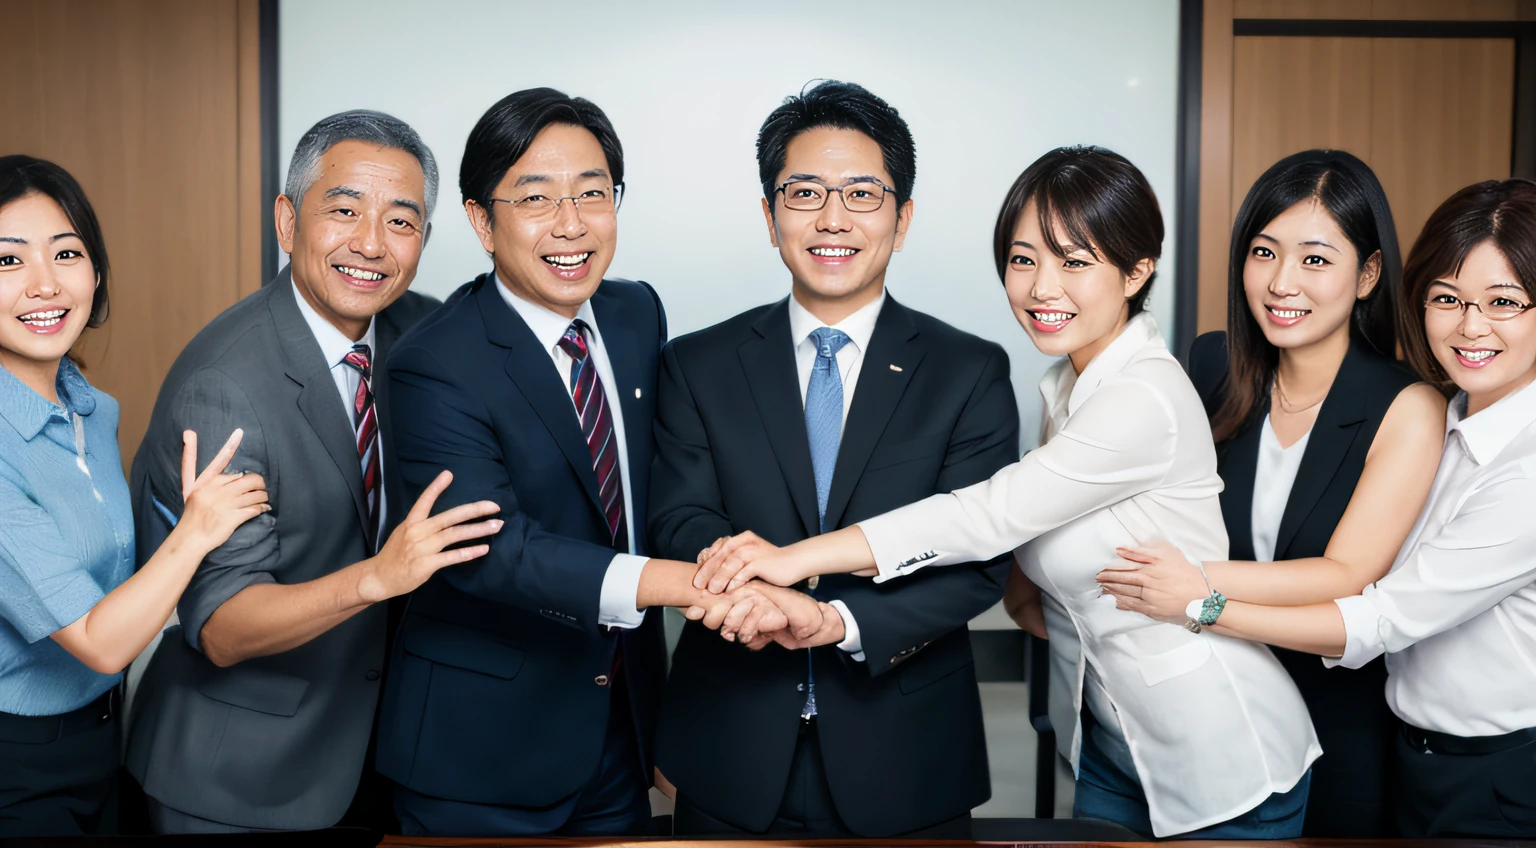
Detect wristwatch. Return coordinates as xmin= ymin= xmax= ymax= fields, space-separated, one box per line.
xmin=1185 ymin=592 xmax=1228 ymax=627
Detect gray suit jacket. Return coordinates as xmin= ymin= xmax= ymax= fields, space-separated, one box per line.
xmin=124 ymin=270 xmax=438 ymax=830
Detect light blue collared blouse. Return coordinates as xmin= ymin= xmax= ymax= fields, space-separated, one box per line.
xmin=0 ymin=358 xmax=133 ymax=716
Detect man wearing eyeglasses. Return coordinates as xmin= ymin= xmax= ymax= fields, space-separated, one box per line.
xmin=372 ymin=88 xmax=762 ymax=837
xmin=647 ymin=80 xmax=1020 ymax=838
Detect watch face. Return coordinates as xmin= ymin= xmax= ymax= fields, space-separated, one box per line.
xmin=1186 ymin=597 xmax=1207 ymax=622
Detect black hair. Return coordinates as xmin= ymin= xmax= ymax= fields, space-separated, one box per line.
xmin=757 ymin=80 xmax=916 ymax=210
xmin=460 ymin=88 xmax=624 ymax=223
xmin=1212 ymin=149 xmax=1401 ymax=442
xmin=992 ymin=145 xmax=1163 ymax=316
xmin=0 ymin=155 xmax=110 ymax=327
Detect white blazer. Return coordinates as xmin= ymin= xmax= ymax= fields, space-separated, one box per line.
xmin=859 ymin=314 xmax=1320 ymax=836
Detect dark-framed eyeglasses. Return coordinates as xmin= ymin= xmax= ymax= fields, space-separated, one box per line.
xmin=488 ymin=183 xmax=624 ymax=220
xmin=774 ymin=178 xmax=895 ymax=213
xmin=1425 ymin=292 xmax=1535 ymax=321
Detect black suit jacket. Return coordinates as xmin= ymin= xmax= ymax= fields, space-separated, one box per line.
xmin=374 ymin=274 xmax=668 ymax=808
xmin=126 ymin=272 xmax=438 ymax=829
xmin=1188 ymin=330 xmax=1418 ymax=837
xmin=649 ymin=295 xmax=1020 ymax=836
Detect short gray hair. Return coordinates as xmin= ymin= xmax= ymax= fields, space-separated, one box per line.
xmin=285 ymin=109 xmax=439 ymax=219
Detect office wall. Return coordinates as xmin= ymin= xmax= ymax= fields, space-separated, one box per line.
xmin=278 ymin=0 xmax=1181 ymax=438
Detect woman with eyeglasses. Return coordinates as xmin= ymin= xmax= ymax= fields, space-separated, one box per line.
xmin=689 ymin=146 xmax=1319 ymax=839
xmin=1098 ymin=150 xmax=1445 ymax=837
xmin=1097 ymin=179 xmax=1536 ymax=838
xmin=0 ymin=156 xmax=268 ymax=836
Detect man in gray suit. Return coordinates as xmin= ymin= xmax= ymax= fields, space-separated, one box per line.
xmin=125 ymin=111 xmax=503 ymax=833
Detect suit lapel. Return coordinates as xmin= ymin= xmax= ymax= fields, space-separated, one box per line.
xmin=476 ymin=276 xmax=605 ymax=518
xmin=269 ymin=273 xmax=369 ymax=531
xmin=1273 ymin=341 xmax=1371 ymax=558
xmin=739 ymin=299 xmax=819 ymax=538
xmin=1219 ymin=408 xmax=1263 ymax=562
xmin=822 ymin=298 xmax=926 ymax=532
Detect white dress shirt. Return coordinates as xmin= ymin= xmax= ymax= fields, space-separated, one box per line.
xmin=787 ymin=290 xmax=885 ymax=661
xmin=495 ymin=276 xmax=647 ymax=630
xmin=1329 ymin=379 xmax=1536 ymax=736
xmin=1251 ymin=415 xmax=1311 ymax=562
xmin=292 ymin=281 xmax=385 ymax=528
xmin=857 ymin=313 xmax=1319 ymax=836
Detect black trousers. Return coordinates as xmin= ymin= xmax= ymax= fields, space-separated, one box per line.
xmin=0 ymin=690 xmax=119 ymax=837
xmin=1395 ymin=722 xmax=1536 ymax=837
xmin=673 ymin=719 xmax=971 ymax=839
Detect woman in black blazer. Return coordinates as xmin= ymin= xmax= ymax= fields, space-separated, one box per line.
xmin=1103 ymin=151 xmax=1446 ymax=836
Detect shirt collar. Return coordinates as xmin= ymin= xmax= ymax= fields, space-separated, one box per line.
xmin=1448 ymin=376 xmax=1536 ymax=465
xmin=494 ymin=272 xmax=601 ymax=354
xmin=787 ymin=288 xmax=886 ymax=354
xmin=1040 ymin=311 xmax=1167 ymax=419
xmin=291 ymin=279 xmax=376 ymax=369
xmin=0 ymin=357 xmax=96 ymax=442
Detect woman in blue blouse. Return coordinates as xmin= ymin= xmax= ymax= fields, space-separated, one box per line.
xmin=0 ymin=156 xmax=268 ymax=836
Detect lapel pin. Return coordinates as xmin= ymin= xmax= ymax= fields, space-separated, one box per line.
xmin=889 ymin=364 xmax=903 ymax=372
xmin=635 ymin=388 xmax=642 ymax=399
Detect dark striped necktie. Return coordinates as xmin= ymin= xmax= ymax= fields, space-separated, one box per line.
xmin=341 ymin=344 xmax=381 ymax=553
xmin=557 ymin=320 xmax=627 ymax=548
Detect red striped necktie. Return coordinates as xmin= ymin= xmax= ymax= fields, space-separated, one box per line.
xmin=341 ymin=344 xmax=381 ymax=553
xmin=557 ymin=320 xmax=627 ymax=548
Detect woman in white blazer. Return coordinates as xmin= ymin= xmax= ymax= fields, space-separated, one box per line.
xmin=690 ymin=146 xmax=1319 ymax=839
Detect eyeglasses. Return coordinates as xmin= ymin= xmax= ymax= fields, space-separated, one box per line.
xmin=1425 ymin=292 xmax=1535 ymax=321
xmin=775 ymin=179 xmax=896 ymax=213
xmin=488 ymin=184 xmax=623 ymax=220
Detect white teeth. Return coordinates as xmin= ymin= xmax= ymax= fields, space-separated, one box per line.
xmin=543 ymin=252 xmax=591 ymax=267
xmin=1269 ymin=308 xmax=1309 ymax=319
xmin=1456 ymin=348 xmax=1497 ymax=361
xmin=1031 ymin=311 xmax=1072 ymax=324
xmin=809 ymin=247 xmax=856 ymax=257
xmin=19 ymin=309 xmax=66 ymax=327
xmin=335 ymin=266 xmax=384 ymax=281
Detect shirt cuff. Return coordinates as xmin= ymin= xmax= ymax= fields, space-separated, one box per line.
xmin=856 ymin=510 xmax=945 ymax=583
xmin=1325 ymin=594 xmax=1386 ymax=669
xmin=598 ymin=554 xmax=649 ymax=630
xmin=826 ymin=599 xmax=865 ymax=662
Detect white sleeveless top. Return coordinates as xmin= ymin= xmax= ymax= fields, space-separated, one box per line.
xmin=1251 ymin=414 xmax=1311 ymax=562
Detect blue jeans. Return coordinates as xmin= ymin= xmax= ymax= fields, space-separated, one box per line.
xmin=1072 ymin=718 xmax=1310 ymax=839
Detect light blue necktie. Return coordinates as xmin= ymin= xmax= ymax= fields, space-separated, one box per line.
xmin=801 ymin=327 xmax=850 ymax=718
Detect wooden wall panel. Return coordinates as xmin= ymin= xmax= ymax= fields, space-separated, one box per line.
xmin=1231 ymin=37 xmax=1375 ymax=216
xmin=0 ymin=0 xmax=262 ymax=469
xmin=1235 ymin=0 xmax=1372 ymax=19
xmin=1199 ymin=0 xmax=1238 ymax=335
xmin=1235 ymin=0 xmax=1523 ymax=19
xmin=1370 ymin=38 xmax=1515 ymax=254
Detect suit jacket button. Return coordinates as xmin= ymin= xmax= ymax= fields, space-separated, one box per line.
xmin=595 ymin=674 xmax=610 ymax=687
xmin=365 ymin=670 xmax=381 ymax=681
xmin=796 ymin=683 xmax=806 ymax=692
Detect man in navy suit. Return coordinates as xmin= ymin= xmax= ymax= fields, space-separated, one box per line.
xmin=374 ymin=88 xmax=793 ymax=838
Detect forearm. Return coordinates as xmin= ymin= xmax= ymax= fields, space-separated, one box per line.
xmin=785 ymin=526 xmax=878 ymax=578
xmin=636 ymin=558 xmax=721 ymax=610
xmin=59 ymin=525 xmax=214 ymax=674
xmin=1205 ymin=556 xmax=1379 ymax=606
xmin=1208 ymin=599 xmax=1347 ymax=657
xmin=199 ymin=558 xmax=376 ymax=667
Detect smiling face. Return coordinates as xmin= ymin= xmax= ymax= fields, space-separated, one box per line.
xmin=1242 ymin=199 xmax=1379 ymax=353
xmin=762 ymin=127 xmax=913 ymax=321
xmin=275 ymin=139 xmax=428 ymax=341
xmin=467 ymin=123 xmax=616 ymax=319
xmin=1004 ymin=200 xmax=1153 ymax=372
xmin=0 ymin=192 xmax=98 ymax=397
xmin=1424 ymin=242 xmax=1536 ymax=415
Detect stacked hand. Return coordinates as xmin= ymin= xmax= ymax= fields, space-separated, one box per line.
xmin=685 ymin=532 xmax=843 ymax=650
xmin=1095 ymin=539 xmax=1210 ymax=624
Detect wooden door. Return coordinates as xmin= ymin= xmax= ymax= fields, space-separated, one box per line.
xmin=0 ymin=0 xmax=265 ymax=470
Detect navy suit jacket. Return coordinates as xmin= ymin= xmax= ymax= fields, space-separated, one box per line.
xmin=374 ymin=274 xmax=668 ymax=807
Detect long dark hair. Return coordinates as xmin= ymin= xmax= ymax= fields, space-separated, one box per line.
xmin=992 ymin=146 xmax=1164 ymax=317
xmin=1399 ymin=179 xmax=1536 ymax=395
xmin=1210 ymin=150 xmax=1401 ymax=442
xmin=0 ymin=155 xmax=111 ymax=327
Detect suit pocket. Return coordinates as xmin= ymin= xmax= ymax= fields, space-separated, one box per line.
xmin=897 ymin=634 xmax=975 ymax=694
xmin=865 ymin=433 xmax=948 ymax=472
xmin=401 ymin=616 xmax=526 ymax=680
xmin=196 ymin=667 xmax=309 ymax=716
xmin=1136 ymin=639 xmax=1212 ymax=687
